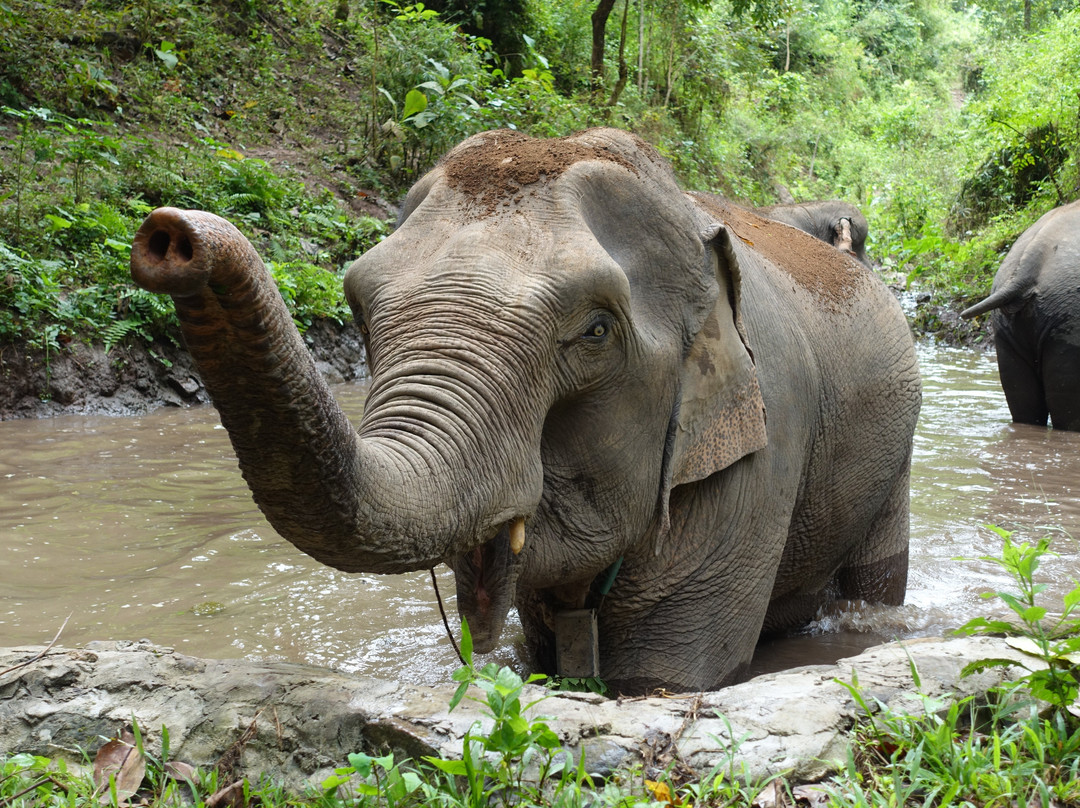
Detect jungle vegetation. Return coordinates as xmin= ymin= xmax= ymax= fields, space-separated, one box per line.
xmin=1 ymin=0 xmax=1078 ymax=351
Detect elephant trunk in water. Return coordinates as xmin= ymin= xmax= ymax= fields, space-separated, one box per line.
xmin=130 ymin=207 xmax=534 ymax=579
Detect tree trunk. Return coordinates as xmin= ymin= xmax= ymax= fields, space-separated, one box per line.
xmin=591 ymin=0 xmax=617 ymax=95
xmin=663 ymin=25 xmax=678 ymax=108
xmin=636 ymin=0 xmax=645 ymax=92
xmin=607 ymin=0 xmax=631 ymax=106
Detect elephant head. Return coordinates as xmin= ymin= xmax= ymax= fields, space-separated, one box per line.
xmin=758 ymin=200 xmax=871 ymax=267
xmin=130 ymin=128 xmax=767 ymax=658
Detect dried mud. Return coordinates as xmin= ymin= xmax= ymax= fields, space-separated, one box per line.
xmin=439 ymin=129 xmax=640 ymax=216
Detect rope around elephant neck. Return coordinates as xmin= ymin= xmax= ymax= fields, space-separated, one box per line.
xmin=430 ymin=568 xmax=467 ymax=666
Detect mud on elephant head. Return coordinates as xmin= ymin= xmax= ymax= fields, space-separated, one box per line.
xmin=130 ymin=128 xmax=920 ymax=694
xmin=961 ymin=199 xmax=1080 ymax=431
xmin=758 ymin=200 xmax=872 ymax=267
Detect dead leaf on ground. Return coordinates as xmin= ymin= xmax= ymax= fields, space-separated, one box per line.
xmin=92 ymin=728 xmax=147 ymax=805
xmin=792 ymin=783 xmax=833 ymax=807
xmin=752 ymin=780 xmax=790 ymax=808
xmin=164 ymin=761 xmax=198 ymax=782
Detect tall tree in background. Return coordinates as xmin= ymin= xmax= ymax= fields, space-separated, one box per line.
xmin=591 ymin=0 xmax=618 ymax=93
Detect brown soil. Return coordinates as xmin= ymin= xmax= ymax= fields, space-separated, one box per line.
xmin=691 ymin=193 xmax=861 ymax=309
xmin=440 ymin=129 xmax=639 ymax=217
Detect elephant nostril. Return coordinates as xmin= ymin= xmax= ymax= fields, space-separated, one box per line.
xmin=147 ymin=230 xmax=171 ymax=261
xmin=147 ymin=229 xmax=194 ymax=263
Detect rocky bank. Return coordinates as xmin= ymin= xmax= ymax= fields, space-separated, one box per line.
xmin=0 ymin=637 xmax=1031 ymax=789
xmin=0 ymin=318 xmax=368 ymax=421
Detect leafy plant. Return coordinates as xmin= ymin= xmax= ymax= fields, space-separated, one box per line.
xmin=422 ymin=619 xmax=593 ymax=807
xmin=322 ymin=750 xmax=423 ymax=806
xmin=831 ymin=649 xmax=1080 ymax=807
xmin=957 ymin=526 xmax=1080 ymax=717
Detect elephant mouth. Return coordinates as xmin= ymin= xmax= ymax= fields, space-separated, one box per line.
xmin=450 ymin=517 xmax=525 ymax=654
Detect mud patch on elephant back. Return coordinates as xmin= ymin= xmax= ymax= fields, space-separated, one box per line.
xmin=441 ymin=131 xmax=639 ymax=217
xmin=691 ymin=193 xmax=863 ymax=309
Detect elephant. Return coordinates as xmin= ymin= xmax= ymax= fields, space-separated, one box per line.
xmin=758 ymin=200 xmax=871 ymax=267
xmin=960 ymin=199 xmax=1080 ymax=431
xmin=129 ymin=128 xmax=921 ymax=694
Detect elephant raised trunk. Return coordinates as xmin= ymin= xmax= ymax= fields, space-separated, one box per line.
xmin=128 ymin=129 xmax=921 ymax=692
xmin=130 ymin=207 xmax=537 ymax=576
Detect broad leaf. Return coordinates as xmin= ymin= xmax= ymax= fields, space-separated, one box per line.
xmin=401 ymin=89 xmax=428 ymax=120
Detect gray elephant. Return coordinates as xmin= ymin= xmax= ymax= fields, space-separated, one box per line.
xmin=758 ymin=200 xmax=871 ymax=267
xmin=960 ymin=199 xmax=1080 ymax=431
xmin=129 ymin=128 xmax=920 ymax=694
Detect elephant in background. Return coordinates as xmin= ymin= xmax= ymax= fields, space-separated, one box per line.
xmin=759 ymin=200 xmax=871 ymax=267
xmin=129 ymin=128 xmax=920 ymax=694
xmin=961 ymin=199 xmax=1080 ymax=431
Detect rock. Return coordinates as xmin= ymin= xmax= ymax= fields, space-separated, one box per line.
xmin=0 ymin=636 xmax=1030 ymax=788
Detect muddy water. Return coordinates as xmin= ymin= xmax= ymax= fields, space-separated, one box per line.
xmin=3 ymin=343 xmax=1079 ymax=686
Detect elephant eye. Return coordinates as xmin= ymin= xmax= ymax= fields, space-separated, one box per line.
xmin=583 ymin=316 xmax=611 ymax=341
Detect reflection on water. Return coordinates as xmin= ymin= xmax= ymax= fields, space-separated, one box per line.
xmin=2 ymin=343 xmax=1079 ymax=684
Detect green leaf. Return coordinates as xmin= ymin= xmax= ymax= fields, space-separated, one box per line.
xmin=321 ymin=773 xmax=351 ymax=790
xmin=960 ymin=658 xmax=1026 ymax=677
xmin=347 ymin=752 xmax=373 ymax=778
xmin=424 ymin=757 xmax=468 ymax=776
xmin=448 ymin=680 xmax=469 ymax=711
xmin=154 ymin=47 xmax=179 ymax=69
xmin=401 ymin=89 xmax=428 ymax=120
xmin=1063 ymin=584 xmax=1080 ymax=612
xmin=416 ymin=80 xmax=446 ymax=95
xmin=495 ymin=666 xmax=523 ymax=696
xmin=459 ymin=618 xmax=473 ymax=663
xmin=407 ymin=110 xmax=437 ymax=128
xmin=44 ymin=214 xmax=72 ymax=230
xmin=956 ymin=616 xmax=1017 ymax=635
xmin=1020 ymin=606 xmax=1047 ymax=622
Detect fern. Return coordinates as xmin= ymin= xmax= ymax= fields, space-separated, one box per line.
xmin=103 ymin=318 xmax=140 ymax=353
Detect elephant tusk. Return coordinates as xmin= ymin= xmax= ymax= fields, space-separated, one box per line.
xmin=509 ymin=518 xmax=525 ymax=555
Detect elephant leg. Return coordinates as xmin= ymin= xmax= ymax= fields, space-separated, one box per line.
xmin=995 ymin=332 xmax=1049 ymax=426
xmin=1042 ymin=336 xmax=1080 ymax=431
xmin=832 ymin=464 xmax=910 ymax=605
xmin=599 ymin=468 xmax=788 ymax=693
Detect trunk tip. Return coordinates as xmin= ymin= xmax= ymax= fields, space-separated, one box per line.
xmin=130 ymin=207 xmax=211 ymax=296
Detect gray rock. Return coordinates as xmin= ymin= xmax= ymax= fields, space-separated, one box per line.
xmin=0 ymin=636 xmax=1031 ymax=788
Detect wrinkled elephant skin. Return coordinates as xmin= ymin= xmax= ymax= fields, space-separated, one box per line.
xmin=961 ymin=199 xmax=1080 ymax=431
xmin=759 ymin=200 xmax=872 ymax=267
xmin=130 ymin=128 xmax=921 ymax=694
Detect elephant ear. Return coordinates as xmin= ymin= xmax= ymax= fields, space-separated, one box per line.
xmin=669 ymin=223 xmax=767 ymax=488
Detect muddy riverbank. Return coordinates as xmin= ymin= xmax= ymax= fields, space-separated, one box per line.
xmin=0 ymin=318 xmax=367 ymax=421
xmin=0 ymin=290 xmax=988 ymax=421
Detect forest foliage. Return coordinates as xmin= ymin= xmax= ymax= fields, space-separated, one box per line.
xmin=1 ymin=0 xmax=1078 ymax=352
